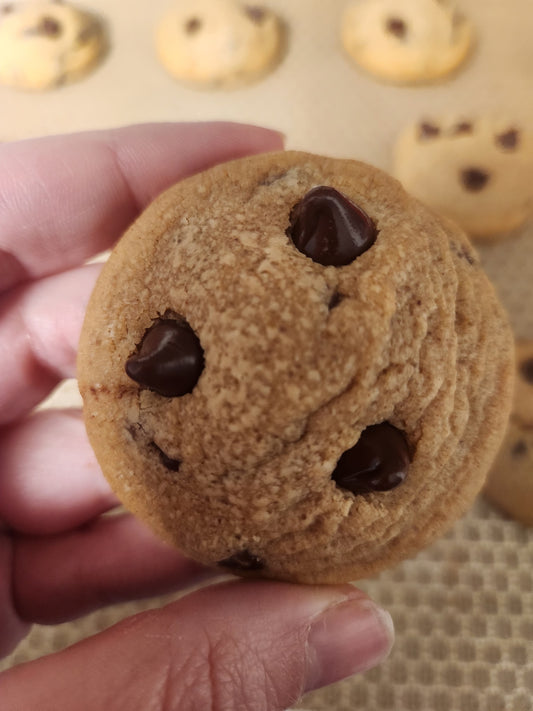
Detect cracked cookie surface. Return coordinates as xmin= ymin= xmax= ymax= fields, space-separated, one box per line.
xmin=78 ymin=151 xmax=514 ymax=583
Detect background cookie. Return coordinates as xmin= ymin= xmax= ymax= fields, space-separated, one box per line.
xmin=78 ymin=151 xmax=514 ymax=585
xmin=340 ymin=0 xmax=473 ymax=84
xmin=0 ymin=0 xmax=106 ymax=90
xmin=393 ymin=116 xmax=533 ymax=240
xmin=155 ymin=0 xmax=285 ymax=89
xmin=484 ymin=341 xmax=533 ymax=526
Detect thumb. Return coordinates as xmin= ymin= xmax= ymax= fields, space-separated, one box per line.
xmin=1 ymin=580 xmax=394 ymax=711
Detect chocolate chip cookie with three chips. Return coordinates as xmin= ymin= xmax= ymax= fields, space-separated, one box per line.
xmin=78 ymin=151 xmax=514 ymax=583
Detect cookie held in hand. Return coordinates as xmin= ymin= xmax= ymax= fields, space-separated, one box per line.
xmin=78 ymin=151 xmax=514 ymax=583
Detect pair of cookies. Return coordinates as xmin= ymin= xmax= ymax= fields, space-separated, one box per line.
xmin=161 ymin=0 xmax=473 ymax=89
xmin=78 ymin=151 xmax=514 ymax=584
xmin=0 ymin=0 xmax=106 ymax=90
xmin=0 ymin=0 xmax=284 ymax=91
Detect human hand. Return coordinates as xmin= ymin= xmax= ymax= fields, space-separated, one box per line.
xmin=0 ymin=123 xmax=394 ymax=710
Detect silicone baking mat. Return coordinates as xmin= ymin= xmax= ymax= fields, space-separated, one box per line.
xmin=1 ymin=1 xmax=532 ymax=709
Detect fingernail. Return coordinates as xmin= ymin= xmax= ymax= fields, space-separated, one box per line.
xmin=304 ymin=598 xmax=394 ymax=692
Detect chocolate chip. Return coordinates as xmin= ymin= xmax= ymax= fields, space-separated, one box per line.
xmin=452 ymin=121 xmax=473 ymax=135
xmin=125 ymin=317 xmax=204 ymax=397
xmin=496 ymin=128 xmax=520 ymax=151
xmin=519 ymin=357 xmax=533 ymax=384
xmin=332 ymin=423 xmax=411 ymax=495
xmin=287 ymin=186 xmax=377 ymax=267
xmin=151 ymin=442 xmax=181 ymax=472
xmin=511 ymin=440 xmax=528 ymax=458
xmin=460 ymin=168 xmax=490 ymax=192
xmin=1 ymin=4 xmax=13 ymax=13
xmin=245 ymin=6 xmax=266 ymax=23
xmin=29 ymin=16 xmax=62 ymax=37
xmin=386 ymin=17 xmax=407 ymax=38
xmin=328 ymin=290 xmax=344 ymax=310
xmin=185 ymin=17 xmax=202 ymax=34
xmin=418 ymin=122 xmax=441 ymax=139
xmin=218 ymin=550 xmax=265 ymax=571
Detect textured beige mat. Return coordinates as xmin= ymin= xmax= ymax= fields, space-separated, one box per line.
xmin=1 ymin=1 xmax=533 ymax=709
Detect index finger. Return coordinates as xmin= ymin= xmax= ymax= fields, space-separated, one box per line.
xmin=0 ymin=122 xmax=284 ymax=293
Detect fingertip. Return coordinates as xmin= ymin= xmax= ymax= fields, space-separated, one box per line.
xmin=305 ymin=597 xmax=394 ymax=692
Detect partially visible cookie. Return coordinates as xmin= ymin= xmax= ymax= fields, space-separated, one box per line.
xmin=340 ymin=0 xmax=473 ymax=84
xmin=0 ymin=0 xmax=106 ymax=91
xmin=78 ymin=150 xmax=514 ymax=584
xmin=393 ymin=117 xmax=533 ymax=240
xmin=155 ymin=0 xmax=284 ymax=89
xmin=484 ymin=342 xmax=533 ymax=526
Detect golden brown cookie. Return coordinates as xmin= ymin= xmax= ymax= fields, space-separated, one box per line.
xmin=484 ymin=342 xmax=533 ymax=526
xmin=0 ymin=0 xmax=106 ymax=91
xmin=155 ymin=0 xmax=284 ymax=89
xmin=78 ymin=151 xmax=514 ymax=584
xmin=341 ymin=0 xmax=473 ymax=84
xmin=393 ymin=117 xmax=533 ymax=240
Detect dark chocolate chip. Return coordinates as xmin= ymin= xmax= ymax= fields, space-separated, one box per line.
xmin=386 ymin=16 xmax=407 ymax=38
xmin=452 ymin=121 xmax=473 ymax=135
xmin=185 ymin=17 xmax=202 ymax=34
xmin=218 ymin=550 xmax=265 ymax=571
xmin=1 ymin=4 xmax=13 ymax=13
xmin=287 ymin=186 xmax=377 ymax=267
xmin=418 ymin=122 xmax=441 ymax=139
xmin=151 ymin=442 xmax=181 ymax=472
xmin=519 ymin=357 xmax=533 ymax=384
xmin=460 ymin=168 xmax=490 ymax=192
xmin=328 ymin=290 xmax=343 ymax=310
xmin=125 ymin=317 xmax=204 ymax=398
xmin=28 ymin=15 xmax=62 ymax=37
xmin=511 ymin=439 xmax=528 ymax=458
xmin=245 ymin=6 xmax=266 ymax=23
xmin=496 ymin=128 xmax=520 ymax=151
xmin=332 ymin=423 xmax=411 ymax=495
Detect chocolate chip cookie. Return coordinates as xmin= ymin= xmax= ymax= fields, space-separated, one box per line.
xmin=341 ymin=0 xmax=473 ymax=84
xmin=155 ymin=0 xmax=284 ymax=89
xmin=484 ymin=342 xmax=533 ymax=526
xmin=0 ymin=0 xmax=106 ymax=91
xmin=78 ymin=151 xmax=514 ymax=583
xmin=393 ymin=117 xmax=533 ymax=239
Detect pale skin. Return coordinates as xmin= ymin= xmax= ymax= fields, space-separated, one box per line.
xmin=0 ymin=122 xmax=394 ymax=710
